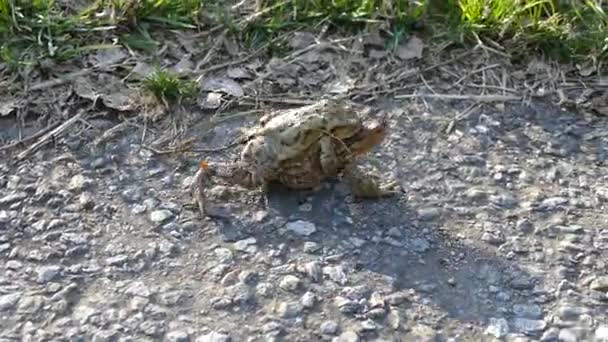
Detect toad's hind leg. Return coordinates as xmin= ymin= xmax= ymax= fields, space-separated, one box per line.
xmin=342 ymin=165 xmax=400 ymax=198
xmin=319 ymin=135 xmax=339 ymax=176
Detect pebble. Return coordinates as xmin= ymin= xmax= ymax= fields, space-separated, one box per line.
xmin=0 ymin=292 xmax=22 ymax=311
xmin=540 ymin=327 xmax=559 ymax=341
xmin=279 ymin=275 xmax=300 ymax=292
xmin=596 ymin=326 xmax=608 ymax=341
xmin=304 ymin=261 xmax=322 ymax=282
xmin=286 ymin=220 xmax=317 ymax=236
xmin=485 ymin=317 xmax=509 ymax=338
xmin=590 ymin=276 xmax=608 ymax=291
xmin=214 ymin=248 xmax=234 ymax=264
xmin=196 ymin=331 xmax=231 ymax=342
xmin=539 ymin=197 xmax=568 ymax=210
xmin=303 ymin=241 xmax=321 ymax=253
xmin=68 ymin=175 xmax=91 ymax=192
xmin=301 ymin=291 xmax=316 ymax=308
xmin=277 ymin=301 xmax=302 ymax=318
xmin=323 ymin=265 xmax=348 ymax=285
xmin=411 ymin=238 xmax=431 ymax=253
xmin=511 ymin=318 xmax=547 ymax=334
xmin=0 ymin=192 xmax=27 ymax=205
xmin=417 ymin=207 xmax=440 ymax=220
xmin=334 ymin=331 xmax=359 ymax=342
xmin=320 ymin=321 xmax=339 ymax=335
xmin=106 ymin=254 xmax=128 ymax=266
xmin=37 ymin=265 xmax=62 ymax=283
xmin=233 ymin=237 xmax=257 ymax=253
xmin=150 ymin=209 xmax=174 ymax=224
xmin=558 ymin=328 xmax=579 ymax=342
xmin=512 ymin=304 xmax=543 ymax=319
xmin=79 ymin=192 xmax=95 ymax=210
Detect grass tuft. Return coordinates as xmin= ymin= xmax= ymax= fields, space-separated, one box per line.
xmin=142 ymin=68 xmax=199 ymax=105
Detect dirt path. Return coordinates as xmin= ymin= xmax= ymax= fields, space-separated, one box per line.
xmin=1 ymin=92 xmax=608 ymax=341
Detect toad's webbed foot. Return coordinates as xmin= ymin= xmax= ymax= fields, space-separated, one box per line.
xmin=342 ymin=166 xmax=400 ymax=198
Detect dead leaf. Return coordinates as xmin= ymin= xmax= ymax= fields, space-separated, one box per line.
xmin=527 ymin=58 xmax=551 ymax=75
xmin=369 ymin=49 xmax=388 ymax=59
xmin=130 ymin=62 xmax=154 ymax=80
xmin=227 ymin=67 xmax=252 ymax=80
xmin=326 ymin=77 xmax=355 ymax=94
xmin=577 ymin=62 xmax=596 ymax=77
xmin=172 ymin=54 xmax=194 ymax=75
xmin=396 ymin=36 xmax=424 ymax=60
xmin=73 ymin=73 xmax=136 ymax=111
xmin=200 ymin=77 xmax=244 ymax=97
xmin=73 ymin=77 xmax=97 ymax=100
xmin=594 ymin=106 xmax=608 ymax=115
xmin=290 ymin=32 xmax=316 ymax=50
xmin=0 ymin=100 xmax=18 ymax=116
xmin=91 ymin=47 xmax=128 ymax=67
xmin=199 ymin=92 xmax=223 ymax=109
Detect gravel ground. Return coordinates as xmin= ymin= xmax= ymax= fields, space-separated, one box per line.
xmin=1 ymin=97 xmax=608 ymax=342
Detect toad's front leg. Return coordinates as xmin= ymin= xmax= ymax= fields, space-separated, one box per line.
xmin=342 ymin=165 xmax=400 ymax=198
xmin=319 ymin=135 xmax=339 ymax=176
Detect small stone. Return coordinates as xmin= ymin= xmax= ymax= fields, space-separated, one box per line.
xmin=320 ymin=321 xmax=339 ymax=335
xmin=279 ymin=275 xmax=300 ymax=292
xmin=512 ymin=304 xmax=542 ymax=318
xmin=334 ymin=296 xmax=360 ymax=314
xmin=323 ymin=265 xmax=348 ymax=285
xmin=482 ymin=231 xmax=506 ymax=245
xmin=301 ymin=291 xmax=316 ymax=308
xmin=511 ymin=318 xmax=546 ymax=334
xmin=238 ymin=270 xmax=257 ymax=284
xmin=304 ymin=261 xmax=322 ymax=282
xmin=485 ymin=317 xmax=509 ymax=338
xmin=0 ymin=192 xmax=27 ymax=205
xmin=286 ymin=220 xmax=316 ymax=236
xmin=68 ymin=175 xmax=91 ymax=192
xmin=510 ymin=276 xmax=534 ymax=290
xmin=539 ymin=197 xmax=568 ymax=210
xmin=277 ymin=301 xmax=302 ymax=318
xmin=540 ymin=327 xmax=559 ymax=341
xmin=106 ymin=254 xmax=128 ymax=266
xmin=335 ymin=331 xmax=359 ymax=342
xmin=79 ymin=192 xmax=95 ymax=210
xmin=0 ymin=292 xmax=21 ymax=311
xmin=214 ymin=248 xmax=234 ymax=264
xmin=359 ymin=319 xmax=379 ymax=331
xmin=410 ymin=324 xmax=438 ymax=341
xmin=150 ymin=209 xmax=174 ymax=225
xmin=387 ymin=310 xmax=401 ymax=330
xmin=37 ymin=265 xmax=62 ymax=283
xmin=6 ymin=260 xmax=22 ymax=270
xmin=303 ymin=241 xmax=321 ymax=253
xmin=262 ymin=321 xmax=283 ymax=335
xmin=233 ymin=237 xmax=257 ymax=253
xmin=590 ymin=276 xmax=608 ymax=291
xmin=417 ymin=207 xmax=440 ymax=220
xmin=411 ymin=238 xmax=430 ymax=252
xmin=196 ymin=331 xmax=231 ymax=342
xmin=166 ymin=330 xmax=190 ymax=342
xmin=349 ymin=237 xmax=366 ymax=247
xmin=596 ymin=325 xmax=608 ymax=341
xmin=516 ymin=218 xmax=534 ymax=233
xmin=387 ymin=227 xmax=402 ymax=237
xmin=558 ymin=329 xmax=579 ymax=342
xmin=125 ymin=281 xmax=152 ymax=298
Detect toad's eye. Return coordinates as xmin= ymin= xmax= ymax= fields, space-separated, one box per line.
xmin=200 ymin=160 xmax=209 ymax=170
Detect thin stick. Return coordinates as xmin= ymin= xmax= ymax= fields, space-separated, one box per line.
xmin=395 ymin=93 xmax=521 ymax=102
xmin=0 ymin=122 xmax=60 ymax=152
xmin=16 ymin=110 xmax=86 ymax=161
